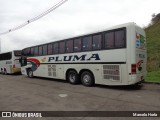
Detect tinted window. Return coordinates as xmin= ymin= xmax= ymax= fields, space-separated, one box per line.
xmin=115 ymin=29 xmax=125 ymax=48
xmin=0 ymin=52 xmax=12 ymax=61
xmin=53 ymin=43 xmax=59 ymax=54
xmin=22 ymin=49 xmax=27 ymax=56
xmin=43 ymin=45 xmax=47 ymax=55
xmin=38 ymin=46 xmax=42 ymax=56
xmin=93 ymin=34 xmax=102 ymax=50
xmin=59 ymin=41 xmax=65 ymax=53
xmin=34 ymin=46 xmax=38 ymax=56
xmin=22 ymin=50 xmax=25 ymax=56
xmin=26 ymin=48 xmax=31 ymax=56
xmin=82 ymin=36 xmax=92 ymax=51
xmin=74 ymin=38 xmax=81 ymax=52
xmin=14 ymin=50 xmax=21 ymax=56
xmin=48 ymin=43 xmax=53 ymax=55
xmin=105 ymin=32 xmax=114 ymax=49
xmin=31 ymin=47 xmax=34 ymax=56
xmin=66 ymin=40 xmax=73 ymax=53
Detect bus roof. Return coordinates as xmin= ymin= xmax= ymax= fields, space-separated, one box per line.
xmin=22 ymin=22 xmax=140 ymax=50
xmin=0 ymin=50 xmax=21 ymax=54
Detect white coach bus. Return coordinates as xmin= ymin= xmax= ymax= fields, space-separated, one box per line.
xmin=20 ymin=22 xmax=147 ymax=86
xmin=0 ymin=50 xmax=21 ymax=74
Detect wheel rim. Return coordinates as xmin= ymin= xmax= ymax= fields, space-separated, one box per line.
xmin=83 ymin=74 xmax=91 ymax=84
xmin=69 ymin=73 xmax=76 ymax=82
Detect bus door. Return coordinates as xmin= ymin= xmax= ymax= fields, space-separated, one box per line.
xmin=20 ymin=56 xmax=27 ymax=67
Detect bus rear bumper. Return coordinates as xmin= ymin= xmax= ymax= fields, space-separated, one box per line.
xmin=129 ymin=75 xmax=145 ymax=85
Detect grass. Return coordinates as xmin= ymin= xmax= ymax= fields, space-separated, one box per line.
xmin=145 ymin=69 xmax=160 ymax=83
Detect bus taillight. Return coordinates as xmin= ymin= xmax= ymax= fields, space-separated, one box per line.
xmin=131 ymin=64 xmax=136 ymax=74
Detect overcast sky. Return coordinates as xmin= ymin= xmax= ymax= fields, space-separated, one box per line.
xmin=0 ymin=0 xmax=159 ymax=53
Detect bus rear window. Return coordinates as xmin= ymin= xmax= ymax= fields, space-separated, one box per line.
xmin=14 ymin=50 xmax=21 ymax=56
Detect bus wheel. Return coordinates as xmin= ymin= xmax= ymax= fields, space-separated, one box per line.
xmin=0 ymin=69 xmax=3 ymax=74
xmin=67 ymin=70 xmax=79 ymax=84
xmin=28 ymin=69 xmax=33 ymax=78
xmin=4 ymin=69 xmax=7 ymax=75
xmin=81 ymin=71 xmax=95 ymax=87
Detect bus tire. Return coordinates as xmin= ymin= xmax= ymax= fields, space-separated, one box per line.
xmin=4 ymin=69 xmax=7 ymax=75
xmin=28 ymin=69 xmax=33 ymax=78
xmin=81 ymin=71 xmax=95 ymax=87
xmin=67 ymin=70 xmax=79 ymax=84
xmin=0 ymin=69 xmax=3 ymax=74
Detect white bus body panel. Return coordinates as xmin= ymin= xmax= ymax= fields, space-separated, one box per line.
xmin=21 ymin=22 xmax=147 ymax=86
xmin=21 ymin=49 xmax=128 ymax=85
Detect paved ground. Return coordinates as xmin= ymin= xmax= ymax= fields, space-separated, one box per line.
xmin=0 ymin=74 xmax=160 ymax=120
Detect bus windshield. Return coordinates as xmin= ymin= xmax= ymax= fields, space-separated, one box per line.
xmin=14 ymin=50 xmax=21 ymax=56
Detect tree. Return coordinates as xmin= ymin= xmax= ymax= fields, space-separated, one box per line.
xmin=151 ymin=13 xmax=160 ymax=24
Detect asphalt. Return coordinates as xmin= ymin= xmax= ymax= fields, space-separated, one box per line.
xmin=0 ymin=74 xmax=160 ymax=120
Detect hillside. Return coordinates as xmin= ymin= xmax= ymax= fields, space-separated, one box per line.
xmin=144 ymin=13 xmax=160 ymax=82
xmin=145 ymin=15 xmax=160 ymax=71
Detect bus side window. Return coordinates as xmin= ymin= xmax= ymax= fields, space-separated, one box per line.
xmin=53 ymin=43 xmax=59 ymax=54
xmin=59 ymin=41 xmax=65 ymax=54
xmin=22 ymin=49 xmax=27 ymax=56
xmin=34 ymin=46 xmax=38 ymax=56
xmin=115 ymin=29 xmax=125 ymax=48
xmin=74 ymin=38 xmax=81 ymax=52
xmin=31 ymin=47 xmax=34 ymax=56
xmin=0 ymin=52 xmax=12 ymax=61
xmin=42 ymin=44 xmax=47 ymax=55
xmin=93 ymin=34 xmax=102 ymax=50
xmin=38 ymin=46 xmax=42 ymax=56
xmin=66 ymin=40 xmax=73 ymax=53
xmin=26 ymin=48 xmax=31 ymax=56
xmin=48 ymin=43 xmax=53 ymax=55
xmin=82 ymin=36 xmax=92 ymax=51
xmin=104 ymin=32 xmax=114 ymax=49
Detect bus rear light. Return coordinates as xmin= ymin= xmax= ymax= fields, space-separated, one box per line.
xmin=131 ymin=64 xmax=136 ymax=74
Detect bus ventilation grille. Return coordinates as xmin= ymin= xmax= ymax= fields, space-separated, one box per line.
xmin=103 ymin=65 xmax=120 ymax=80
xmin=48 ymin=65 xmax=56 ymax=77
